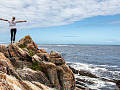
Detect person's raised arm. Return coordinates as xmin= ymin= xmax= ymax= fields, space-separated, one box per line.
xmin=16 ymin=20 xmax=27 ymax=23
xmin=0 ymin=18 xmax=8 ymax=21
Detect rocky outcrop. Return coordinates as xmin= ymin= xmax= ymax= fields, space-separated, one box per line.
xmin=0 ymin=73 xmax=54 ymax=90
xmin=0 ymin=35 xmax=76 ymax=90
xmin=0 ymin=53 xmax=22 ymax=80
xmin=16 ymin=68 xmax=51 ymax=87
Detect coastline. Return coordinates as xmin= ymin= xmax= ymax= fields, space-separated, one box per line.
xmin=38 ymin=44 xmax=120 ymax=90
xmin=0 ymin=42 xmax=120 ymax=89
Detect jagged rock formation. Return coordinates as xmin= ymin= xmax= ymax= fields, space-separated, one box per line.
xmin=0 ymin=35 xmax=76 ymax=90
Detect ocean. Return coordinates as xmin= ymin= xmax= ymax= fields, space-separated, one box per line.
xmin=38 ymin=44 xmax=120 ymax=90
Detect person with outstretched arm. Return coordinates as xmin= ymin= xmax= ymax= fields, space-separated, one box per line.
xmin=0 ymin=17 xmax=27 ymax=43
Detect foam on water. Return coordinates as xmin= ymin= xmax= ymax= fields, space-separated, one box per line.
xmin=75 ymin=72 xmax=116 ymax=90
xmin=67 ymin=62 xmax=107 ymax=76
xmin=67 ymin=62 xmax=118 ymax=89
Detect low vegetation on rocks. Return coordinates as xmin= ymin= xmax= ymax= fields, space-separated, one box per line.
xmin=29 ymin=61 xmax=42 ymax=71
xmin=28 ymin=49 xmax=35 ymax=56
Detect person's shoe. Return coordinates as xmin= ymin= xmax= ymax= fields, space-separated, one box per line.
xmin=11 ymin=41 xmax=12 ymax=44
xmin=13 ymin=41 xmax=14 ymax=43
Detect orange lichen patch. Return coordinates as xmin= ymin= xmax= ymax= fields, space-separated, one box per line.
xmin=25 ymin=35 xmax=32 ymax=40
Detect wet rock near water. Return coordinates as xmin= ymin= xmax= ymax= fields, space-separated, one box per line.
xmin=69 ymin=65 xmax=120 ymax=90
xmin=114 ymin=79 xmax=120 ymax=89
xmin=69 ymin=66 xmax=98 ymax=78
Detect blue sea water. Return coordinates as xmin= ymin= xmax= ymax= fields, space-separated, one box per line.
xmin=38 ymin=44 xmax=120 ymax=90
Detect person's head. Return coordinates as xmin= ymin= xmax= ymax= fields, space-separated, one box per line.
xmin=12 ymin=16 xmax=15 ymax=21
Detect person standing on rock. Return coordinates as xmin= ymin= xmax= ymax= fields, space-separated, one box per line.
xmin=0 ymin=17 xmax=27 ymax=43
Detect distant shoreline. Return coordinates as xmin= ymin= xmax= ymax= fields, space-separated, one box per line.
xmin=0 ymin=43 xmax=120 ymax=46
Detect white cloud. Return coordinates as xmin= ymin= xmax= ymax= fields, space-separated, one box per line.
xmin=109 ymin=20 xmax=120 ymax=24
xmin=0 ymin=0 xmax=120 ymax=33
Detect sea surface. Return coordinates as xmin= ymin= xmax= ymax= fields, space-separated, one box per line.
xmin=38 ymin=44 xmax=120 ymax=90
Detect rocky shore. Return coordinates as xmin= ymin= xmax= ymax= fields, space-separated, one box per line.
xmin=68 ymin=63 xmax=120 ymax=90
xmin=0 ymin=35 xmax=76 ymax=90
xmin=0 ymin=35 xmax=119 ymax=90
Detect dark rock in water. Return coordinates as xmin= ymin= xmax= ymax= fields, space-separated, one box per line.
xmin=76 ymin=78 xmax=95 ymax=85
xmin=75 ymin=84 xmax=86 ymax=89
xmin=69 ymin=66 xmax=98 ymax=78
xmin=79 ymin=70 xmax=98 ymax=78
xmin=76 ymin=81 xmax=87 ymax=88
xmin=114 ymin=80 xmax=120 ymax=88
xmin=69 ymin=66 xmax=79 ymax=74
xmin=101 ymin=77 xmax=114 ymax=82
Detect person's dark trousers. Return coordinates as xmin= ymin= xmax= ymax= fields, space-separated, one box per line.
xmin=11 ymin=28 xmax=17 ymax=42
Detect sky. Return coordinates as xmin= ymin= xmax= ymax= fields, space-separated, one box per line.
xmin=0 ymin=0 xmax=120 ymax=44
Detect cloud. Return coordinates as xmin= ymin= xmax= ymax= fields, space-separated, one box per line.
xmin=0 ymin=0 xmax=120 ymax=33
xmin=104 ymin=39 xmax=120 ymax=43
xmin=61 ymin=36 xmax=78 ymax=37
xmin=109 ymin=20 xmax=120 ymax=24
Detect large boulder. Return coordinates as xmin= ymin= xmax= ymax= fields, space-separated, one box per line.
xmin=16 ymin=35 xmax=33 ymax=46
xmin=40 ymin=61 xmax=75 ymax=90
xmin=48 ymin=57 xmax=65 ymax=65
xmin=8 ymin=43 xmax=32 ymax=62
xmin=32 ymin=54 xmax=42 ymax=62
xmin=17 ymin=68 xmax=51 ymax=87
xmin=0 ymin=45 xmax=10 ymax=58
xmin=37 ymin=53 xmax=49 ymax=61
xmin=0 ymin=53 xmax=22 ymax=80
xmin=16 ymin=35 xmax=38 ymax=52
xmin=0 ymin=52 xmax=14 ymax=73
xmin=59 ymin=64 xmax=76 ymax=90
xmin=48 ymin=51 xmax=65 ymax=65
xmin=0 ymin=45 xmax=8 ymax=53
xmin=40 ymin=61 xmax=61 ymax=89
xmin=0 ymin=73 xmax=25 ymax=90
xmin=50 ymin=51 xmax=61 ymax=58
xmin=40 ymin=49 xmax=47 ymax=53
xmin=26 ymin=42 xmax=38 ymax=52
xmin=0 ymin=73 xmax=54 ymax=90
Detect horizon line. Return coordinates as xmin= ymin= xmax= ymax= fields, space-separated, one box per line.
xmin=0 ymin=42 xmax=120 ymax=46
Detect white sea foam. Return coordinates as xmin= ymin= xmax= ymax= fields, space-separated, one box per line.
xmin=67 ymin=62 xmax=108 ymax=76
xmin=67 ymin=62 xmax=120 ymax=77
xmin=75 ymin=74 xmax=116 ymax=90
xmin=38 ymin=47 xmax=48 ymax=50
xmin=67 ymin=62 xmax=118 ymax=89
xmin=56 ymin=45 xmax=69 ymax=47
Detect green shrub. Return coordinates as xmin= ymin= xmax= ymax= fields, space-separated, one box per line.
xmin=20 ymin=45 xmax=26 ymax=48
xmin=29 ymin=61 xmax=42 ymax=71
xmin=28 ymin=49 xmax=35 ymax=56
